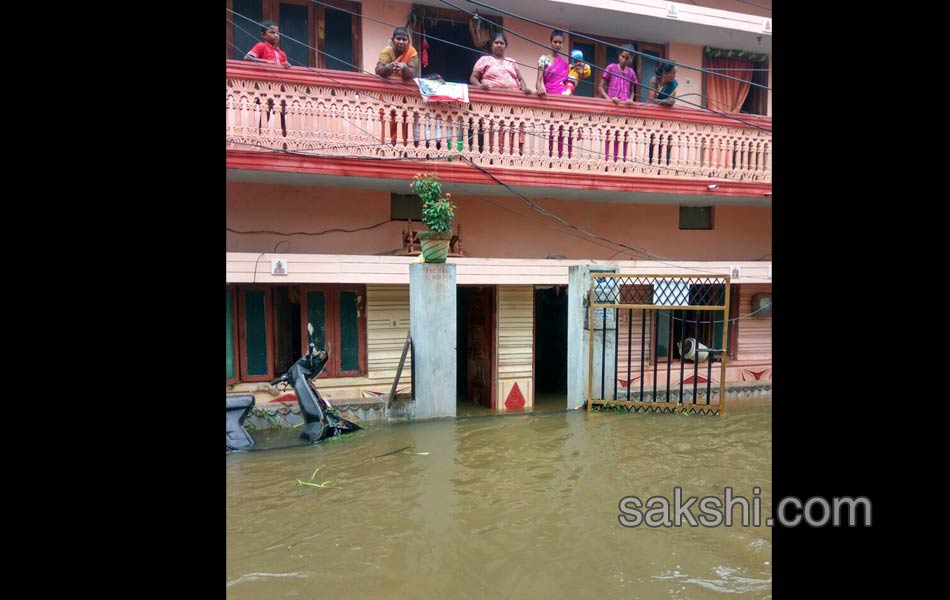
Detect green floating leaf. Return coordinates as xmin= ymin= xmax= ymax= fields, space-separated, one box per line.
xmin=310 ymin=464 xmax=326 ymax=481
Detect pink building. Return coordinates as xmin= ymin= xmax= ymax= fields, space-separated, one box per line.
xmin=225 ymin=0 xmax=772 ymax=416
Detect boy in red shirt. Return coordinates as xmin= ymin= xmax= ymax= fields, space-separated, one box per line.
xmin=244 ymin=21 xmax=291 ymax=69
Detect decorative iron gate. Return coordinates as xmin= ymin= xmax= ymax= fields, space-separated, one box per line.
xmin=587 ymin=274 xmax=730 ymax=415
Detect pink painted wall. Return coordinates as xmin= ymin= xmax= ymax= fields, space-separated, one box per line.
xmin=227 ymin=182 xmax=771 ymax=261
xmin=503 ymin=21 xmax=567 ymax=93
xmin=667 ymin=42 xmax=704 ymax=110
xmin=361 ymin=1 xmax=412 ymax=73
xmin=360 ymin=0 xmax=565 ymax=93
xmin=227 ymin=184 xmax=395 ymax=255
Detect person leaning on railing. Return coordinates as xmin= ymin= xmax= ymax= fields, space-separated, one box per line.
xmin=375 ymin=27 xmax=419 ymax=81
xmin=469 ymin=32 xmax=530 ymax=154
xmin=376 ymin=27 xmax=419 ymax=144
xmin=597 ymin=44 xmax=638 ymax=106
xmin=648 ymin=62 xmax=678 ymax=107
xmin=597 ymin=44 xmax=639 ymax=162
xmin=469 ymin=32 xmax=531 ymax=94
xmin=243 ymin=20 xmax=291 ymax=69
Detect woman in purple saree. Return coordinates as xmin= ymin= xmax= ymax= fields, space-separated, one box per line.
xmin=536 ymin=30 xmax=570 ymax=96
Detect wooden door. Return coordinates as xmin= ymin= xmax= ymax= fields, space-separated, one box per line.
xmin=466 ymin=287 xmax=494 ymax=408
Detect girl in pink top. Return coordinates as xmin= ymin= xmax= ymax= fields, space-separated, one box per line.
xmin=597 ymin=45 xmax=639 ymax=105
xmin=470 ymin=33 xmax=532 ymax=94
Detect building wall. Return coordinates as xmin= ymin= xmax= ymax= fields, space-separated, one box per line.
xmin=227 ymin=278 xmax=769 ymax=408
xmin=667 ymin=42 xmax=704 ymax=107
xmin=361 ymin=1 xmax=412 ymax=73
xmin=227 ymin=182 xmax=771 ymax=261
xmin=229 ymin=284 xmax=412 ymax=403
xmin=358 ymin=0 xmax=565 ymax=86
xmin=226 ymin=184 xmax=393 ymax=255
xmin=736 ymin=283 xmax=771 ymax=361
xmin=503 ymin=21 xmax=568 ymax=94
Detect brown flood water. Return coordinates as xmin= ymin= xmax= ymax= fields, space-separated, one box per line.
xmin=227 ymin=400 xmax=772 ymax=599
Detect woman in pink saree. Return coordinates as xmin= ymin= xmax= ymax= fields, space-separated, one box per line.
xmin=470 ymin=32 xmax=531 ymax=154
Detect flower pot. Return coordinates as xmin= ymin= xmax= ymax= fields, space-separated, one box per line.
xmin=418 ymin=230 xmax=452 ymax=263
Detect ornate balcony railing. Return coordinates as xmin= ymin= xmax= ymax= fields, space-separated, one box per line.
xmin=226 ymin=61 xmax=771 ymax=183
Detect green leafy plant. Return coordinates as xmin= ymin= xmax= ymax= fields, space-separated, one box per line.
xmin=411 ymin=173 xmax=456 ymax=234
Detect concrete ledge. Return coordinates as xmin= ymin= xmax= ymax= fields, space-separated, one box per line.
xmin=241 ymin=383 xmax=770 ymax=431
xmin=245 ymin=397 xmax=416 ymax=431
xmin=604 ymin=381 xmax=772 ymax=403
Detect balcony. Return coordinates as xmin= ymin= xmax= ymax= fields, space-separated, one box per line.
xmin=226 ymin=61 xmax=771 ymax=194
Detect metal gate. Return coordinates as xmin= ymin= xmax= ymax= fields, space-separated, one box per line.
xmin=587 ymin=274 xmax=730 ymax=415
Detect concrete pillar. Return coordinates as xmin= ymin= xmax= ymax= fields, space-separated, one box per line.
xmin=567 ymin=265 xmax=618 ymax=409
xmin=410 ymin=263 xmax=457 ymax=419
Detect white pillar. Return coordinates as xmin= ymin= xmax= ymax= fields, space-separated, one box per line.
xmin=410 ymin=263 xmax=457 ymax=419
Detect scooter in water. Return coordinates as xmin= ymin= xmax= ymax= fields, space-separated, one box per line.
xmin=226 ymin=323 xmax=363 ymax=451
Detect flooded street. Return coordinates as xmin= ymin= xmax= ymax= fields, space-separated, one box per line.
xmin=227 ymin=402 xmax=772 ymax=599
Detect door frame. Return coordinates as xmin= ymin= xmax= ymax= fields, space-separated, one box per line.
xmin=460 ymin=285 xmax=497 ymax=409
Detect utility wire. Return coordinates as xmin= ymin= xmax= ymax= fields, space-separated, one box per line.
xmin=229 ymin=14 xmax=769 ymax=181
xmin=441 ymin=0 xmax=770 ymax=132
xmin=457 ymin=0 xmax=770 ymax=90
xmin=227 ymin=220 xmax=396 ymax=236
xmin=458 ymin=156 xmax=768 ymax=269
xmin=297 ymin=0 xmax=771 ymax=131
xmin=228 ymin=17 xmax=770 ymax=270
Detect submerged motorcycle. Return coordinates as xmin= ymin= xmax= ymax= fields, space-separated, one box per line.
xmin=227 ymin=323 xmax=363 ymax=451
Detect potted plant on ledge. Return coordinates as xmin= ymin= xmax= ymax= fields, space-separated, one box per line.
xmin=411 ymin=172 xmax=456 ymax=263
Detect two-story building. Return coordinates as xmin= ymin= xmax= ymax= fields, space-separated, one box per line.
xmin=226 ymin=0 xmax=772 ymax=415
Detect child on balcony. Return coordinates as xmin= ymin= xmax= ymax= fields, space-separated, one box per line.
xmin=597 ymin=44 xmax=638 ymax=106
xmin=243 ymin=21 xmax=291 ymax=69
xmin=561 ymin=49 xmax=591 ymax=96
xmin=598 ymin=44 xmax=638 ymax=161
